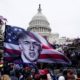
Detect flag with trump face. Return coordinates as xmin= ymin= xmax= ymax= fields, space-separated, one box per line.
xmin=4 ymin=25 xmax=42 ymax=64
xmin=4 ymin=25 xmax=71 ymax=65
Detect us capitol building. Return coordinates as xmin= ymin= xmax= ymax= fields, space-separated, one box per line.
xmin=27 ymin=4 xmax=59 ymax=44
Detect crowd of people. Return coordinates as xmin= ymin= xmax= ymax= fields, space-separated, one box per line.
xmin=0 ymin=63 xmax=80 ymax=80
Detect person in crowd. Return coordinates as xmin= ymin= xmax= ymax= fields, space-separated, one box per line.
xmin=58 ymin=71 xmax=65 ymax=80
xmin=76 ymin=69 xmax=80 ymax=80
xmin=58 ymin=69 xmax=66 ymax=80
xmin=66 ymin=69 xmax=76 ymax=80
xmin=22 ymin=66 xmax=33 ymax=80
xmin=58 ymin=69 xmax=76 ymax=80
xmin=0 ymin=74 xmax=11 ymax=80
xmin=47 ymin=73 xmax=52 ymax=80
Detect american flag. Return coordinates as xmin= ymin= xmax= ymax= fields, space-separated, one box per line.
xmin=29 ymin=32 xmax=71 ymax=64
xmin=4 ymin=25 xmax=71 ymax=64
xmin=4 ymin=25 xmax=24 ymax=62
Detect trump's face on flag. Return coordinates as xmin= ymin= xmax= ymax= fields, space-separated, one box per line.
xmin=4 ymin=25 xmax=71 ymax=64
xmin=18 ymin=32 xmax=42 ymax=62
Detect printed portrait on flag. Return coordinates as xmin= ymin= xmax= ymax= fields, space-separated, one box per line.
xmin=18 ymin=31 xmax=42 ymax=63
xmin=4 ymin=25 xmax=71 ymax=65
xmin=4 ymin=25 xmax=42 ymax=64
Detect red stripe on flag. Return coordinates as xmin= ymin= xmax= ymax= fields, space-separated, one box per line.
xmin=4 ymin=48 xmax=21 ymax=55
xmin=39 ymin=54 xmax=69 ymax=62
xmin=42 ymin=44 xmax=53 ymax=49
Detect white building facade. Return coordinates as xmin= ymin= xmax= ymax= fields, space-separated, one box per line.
xmin=27 ymin=4 xmax=59 ymax=44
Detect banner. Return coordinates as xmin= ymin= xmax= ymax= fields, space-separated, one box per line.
xmin=4 ymin=25 xmax=71 ymax=65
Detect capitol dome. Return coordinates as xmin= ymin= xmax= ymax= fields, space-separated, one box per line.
xmin=32 ymin=12 xmax=47 ymax=21
xmin=27 ymin=4 xmax=51 ymax=33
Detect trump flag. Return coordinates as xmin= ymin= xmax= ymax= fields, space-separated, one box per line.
xmin=4 ymin=25 xmax=71 ymax=65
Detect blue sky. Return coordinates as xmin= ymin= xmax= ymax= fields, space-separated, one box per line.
xmin=0 ymin=0 xmax=80 ymax=38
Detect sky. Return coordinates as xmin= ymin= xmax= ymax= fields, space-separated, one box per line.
xmin=0 ymin=0 xmax=80 ymax=38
